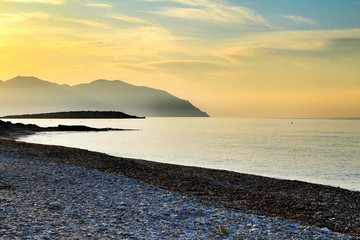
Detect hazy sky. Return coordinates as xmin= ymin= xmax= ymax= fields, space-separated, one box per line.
xmin=1 ymin=0 xmax=359 ymax=117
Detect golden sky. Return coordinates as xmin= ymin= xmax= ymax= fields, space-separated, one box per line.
xmin=1 ymin=0 xmax=360 ymax=117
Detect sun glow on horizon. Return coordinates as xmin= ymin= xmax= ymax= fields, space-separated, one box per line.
xmin=1 ymin=0 xmax=360 ymax=117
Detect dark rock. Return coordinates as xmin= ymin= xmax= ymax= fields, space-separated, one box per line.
xmin=2 ymin=111 xmax=145 ymax=119
xmin=0 ymin=119 xmax=129 ymax=139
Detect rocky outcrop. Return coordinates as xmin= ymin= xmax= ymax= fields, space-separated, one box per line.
xmin=0 ymin=120 xmax=127 ymax=139
xmin=2 ymin=111 xmax=145 ymax=119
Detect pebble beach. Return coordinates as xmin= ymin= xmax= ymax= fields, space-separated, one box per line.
xmin=1 ymin=138 xmax=359 ymax=239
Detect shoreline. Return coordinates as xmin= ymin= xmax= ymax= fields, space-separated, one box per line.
xmin=1 ymin=138 xmax=359 ymax=237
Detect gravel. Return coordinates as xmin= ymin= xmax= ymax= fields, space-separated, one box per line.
xmin=1 ymin=150 xmax=357 ymax=239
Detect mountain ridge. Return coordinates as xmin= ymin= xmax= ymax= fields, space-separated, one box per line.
xmin=0 ymin=76 xmax=209 ymax=117
xmin=6 ymin=76 xmax=62 ymax=87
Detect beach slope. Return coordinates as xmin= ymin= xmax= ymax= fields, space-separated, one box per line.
xmin=0 ymin=139 xmax=358 ymax=237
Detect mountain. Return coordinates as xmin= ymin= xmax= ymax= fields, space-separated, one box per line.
xmin=0 ymin=76 xmax=209 ymax=117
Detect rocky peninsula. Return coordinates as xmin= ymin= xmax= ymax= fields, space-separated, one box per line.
xmin=0 ymin=119 xmax=129 ymax=140
xmin=1 ymin=111 xmax=145 ymax=119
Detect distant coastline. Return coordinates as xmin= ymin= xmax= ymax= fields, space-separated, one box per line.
xmin=1 ymin=111 xmax=145 ymax=119
xmin=0 ymin=118 xmax=132 ymax=140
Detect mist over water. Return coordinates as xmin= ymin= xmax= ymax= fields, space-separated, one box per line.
xmin=15 ymin=118 xmax=360 ymax=191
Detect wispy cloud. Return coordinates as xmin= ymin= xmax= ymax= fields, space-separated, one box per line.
xmin=142 ymin=0 xmax=210 ymax=6
xmin=0 ymin=12 xmax=108 ymax=30
xmin=145 ymin=0 xmax=270 ymax=26
xmin=45 ymin=25 xmax=183 ymax=59
xmin=147 ymin=60 xmax=228 ymax=73
xmin=284 ymin=15 xmax=319 ymax=26
xmin=0 ymin=12 xmax=49 ymax=23
xmin=150 ymin=6 xmax=269 ymax=25
xmin=85 ymin=2 xmax=112 ymax=8
xmin=56 ymin=16 xmax=109 ymax=29
xmin=218 ymin=28 xmax=360 ymax=62
xmin=110 ymin=15 xmax=149 ymax=25
xmin=0 ymin=0 xmax=64 ymax=4
xmin=0 ymin=13 xmax=25 ymax=23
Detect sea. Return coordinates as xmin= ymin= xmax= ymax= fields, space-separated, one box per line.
xmin=11 ymin=118 xmax=360 ymax=191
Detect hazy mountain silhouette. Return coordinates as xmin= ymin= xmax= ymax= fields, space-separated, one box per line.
xmin=0 ymin=76 xmax=209 ymax=117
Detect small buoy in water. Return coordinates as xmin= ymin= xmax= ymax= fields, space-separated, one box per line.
xmin=219 ymin=224 xmax=230 ymax=235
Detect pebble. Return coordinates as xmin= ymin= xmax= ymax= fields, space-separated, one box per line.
xmin=48 ymin=201 xmax=62 ymax=210
xmin=0 ymin=155 xmax=357 ymax=239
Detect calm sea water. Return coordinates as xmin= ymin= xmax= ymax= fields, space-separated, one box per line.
xmin=13 ymin=118 xmax=360 ymax=191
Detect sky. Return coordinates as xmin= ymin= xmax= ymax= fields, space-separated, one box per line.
xmin=0 ymin=0 xmax=359 ymax=117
